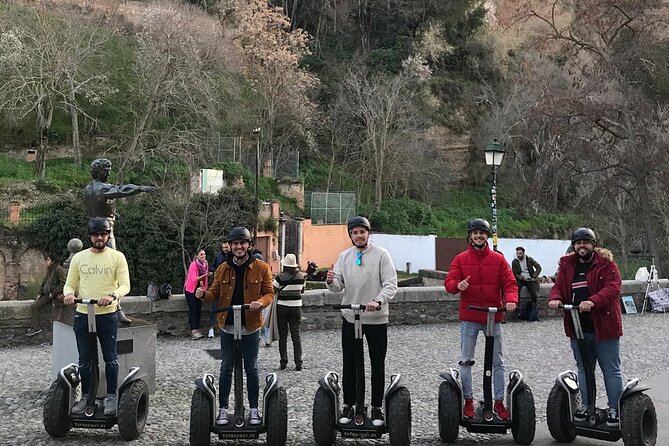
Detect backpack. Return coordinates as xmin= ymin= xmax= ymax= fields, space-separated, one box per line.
xmin=158 ymin=283 xmax=172 ymax=300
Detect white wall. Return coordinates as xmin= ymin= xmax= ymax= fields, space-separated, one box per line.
xmin=495 ymin=238 xmax=571 ymax=276
xmin=370 ymin=233 xmax=436 ymax=273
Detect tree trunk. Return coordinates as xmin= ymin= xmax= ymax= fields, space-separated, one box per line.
xmin=35 ymin=91 xmax=53 ymax=177
xmin=636 ymin=178 xmax=661 ymax=273
xmin=69 ymin=77 xmax=81 ymax=166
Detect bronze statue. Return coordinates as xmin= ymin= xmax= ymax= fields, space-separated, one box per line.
xmin=84 ymin=158 xmax=154 ymax=249
xmin=84 ymin=158 xmax=155 ymax=324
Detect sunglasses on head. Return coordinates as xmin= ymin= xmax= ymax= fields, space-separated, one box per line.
xmin=356 ymin=251 xmax=362 ymax=266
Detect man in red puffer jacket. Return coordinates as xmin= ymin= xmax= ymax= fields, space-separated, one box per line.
xmin=444 ymin=218 xmax=518 ymax=420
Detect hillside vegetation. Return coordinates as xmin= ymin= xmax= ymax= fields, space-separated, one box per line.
xmin=1 ymin=0 xmax=668 ymax=278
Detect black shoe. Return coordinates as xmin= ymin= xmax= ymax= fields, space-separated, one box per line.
xmin=280 ymin=361 xmax=287 ymax=370
xmin=573 ymin=407 xmax=588 ymax=422
xmin=339 ymin=405 xmax=354 ymax=424
xmin=371 ymin=406 xmax=384 ymax=426
xmin=295 ymin=363 xmax=302 ymax=371
xmin=117 ymin=308 xmax=131 ymax=325
xmin=606 ymin=408 xmax=619 ymax=427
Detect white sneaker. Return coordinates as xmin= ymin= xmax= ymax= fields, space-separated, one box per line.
xmin=208 ymin=328 xmax=214 ymax=338
xmin=216 ymin=408 xmax=229 ymax=425
xmin=71 ymin=395 xmax=88 ymax=414
xmin=249 ymin=408 xmax=262 ymax=425
xmin=103 ymin=394 xmax=117 ymax=416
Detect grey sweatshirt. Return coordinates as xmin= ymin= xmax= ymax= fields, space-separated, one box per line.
xmin=326 ymin=244 xmax=398 ymax=324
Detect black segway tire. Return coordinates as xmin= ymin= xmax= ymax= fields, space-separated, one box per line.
xmin=189 ymin=388 xmax=212 ymax=446
xmin=266 ymin=386 xmax=288 ymax=446
xmin=546 ymin=383 xmax=576 ymax=443
xmin=43 ymin=379 xmax=73 ymax=437
xmin=511 ymin=384 xmax=536 ymax=445
xmin=387 ymin=387 xmax=412 ymax=446
xmin=118 ymin=379 xmax=150 ymax=440
xmin=620 ymin=392 xmax=657 ymax=446
xmin=438 ymin=381 xmax=460 ymax=443
xmin=312 ymin=387 xmax=337 ymax=446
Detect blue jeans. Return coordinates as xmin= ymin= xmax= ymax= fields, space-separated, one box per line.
xmin=185 ymin=291 xmax=202 ymax=330
xmin=73 ymin=312 xmax=119 ymax=395
xmin=219 ymin=329 xmax=260 ymax=409
xmin=459 ymin=321 xmax=506 ymax=401
xmin=570 ymin=334 xmax=623 ymax=409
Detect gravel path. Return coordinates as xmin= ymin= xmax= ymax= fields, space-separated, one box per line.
xmin=1 ymin=314 xmax=668 ymax=445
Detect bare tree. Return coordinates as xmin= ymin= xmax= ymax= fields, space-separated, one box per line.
xmin=218 ymin=0 xmax=318 ymax=176
xmin=339 ymin=69 xmax=419 ymax=210
xmin=0 ymin=3 xmax=116 ymax=174
xmin=116 ymin=4 xmax=223 ymax=181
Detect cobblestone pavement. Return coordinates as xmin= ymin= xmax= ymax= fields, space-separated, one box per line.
xmin=1 ymin=314 xmax=668 ymax=445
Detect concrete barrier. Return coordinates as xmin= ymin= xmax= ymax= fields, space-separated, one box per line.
xmin=1 ymin=279 xmax=665 ymax=347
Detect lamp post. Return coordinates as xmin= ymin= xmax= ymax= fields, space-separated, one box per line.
xmin=484 ymin=139 xmax=506 ymax=251
xmin=252 ymin=127 xmax=261 ymax=240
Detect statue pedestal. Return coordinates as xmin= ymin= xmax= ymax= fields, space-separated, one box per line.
xmin=52 ymin=318 xmax=156 ymax=397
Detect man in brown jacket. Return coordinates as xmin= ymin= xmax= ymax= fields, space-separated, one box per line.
xmin=195 ymin=226 xmax=273 ymax=427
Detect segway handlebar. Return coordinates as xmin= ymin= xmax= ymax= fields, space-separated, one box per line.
xmin=558 ymin=303 xmax=578 ymax=311
xmin=212 ymin=304 xmax=252 ymax=313
xmin=74 ymin=298 xmax=99 ymax=305
xmin=468 ymin=305 xmax=507 ymax=312
xmin=333 ymin=303 xmax=379 ymax=311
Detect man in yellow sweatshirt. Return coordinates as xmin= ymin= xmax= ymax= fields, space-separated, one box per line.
xmin=63 ymin=217 xmax=131 ymax=417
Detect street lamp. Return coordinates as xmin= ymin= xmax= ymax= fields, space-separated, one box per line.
xmin=484 ymin=139 xmax=505 ymax=251
xmin=252 ymin=127 xmax=261 ymax=240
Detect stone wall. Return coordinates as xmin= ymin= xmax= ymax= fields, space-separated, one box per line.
xmin=0 ymin=227 xmax=46 ymax=300
xmin=1 ymin=279 xmax=663 ymax=347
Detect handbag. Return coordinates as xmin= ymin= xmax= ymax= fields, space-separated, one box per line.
xmin=147 ymin=282 xmax=160 ymax=301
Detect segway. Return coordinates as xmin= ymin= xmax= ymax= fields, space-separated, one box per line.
xmin=43 ymin=298 xmax=150 ymax=440
xmin=189 ymin=304 xmax=288 ymax=446
xmin=546 ymin=304 xmax=657 ymax=445
xmin=438 ymin=305 xmax=535 ymax=444
xmin=312 ymin=304 xmax=412 ymax=446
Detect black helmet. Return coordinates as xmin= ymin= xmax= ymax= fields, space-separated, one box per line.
xmin=467 ymin=218 xmax=491 ymax=234
xmin=88 ymin=217 xmax=111 ymax=234
xmin=571 ymin=227 xmax=596 ymax=245
xmin=347 ymin=216 xmax=371 ymax=232
xmin=228 ymin=226 xmax=252 ymax=242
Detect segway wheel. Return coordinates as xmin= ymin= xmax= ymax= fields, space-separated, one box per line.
xmin=546 ymin=383 xmax=576 ymax=443
xmin=511 ymin=384 xmax=536 ymax=445
xmin=620 ymin=392 xmax=657 ymax=446
xmin=438 ymin=381 xmax=460 ymax=443
xmin=312 ymin=387 xmax=337 ymax=446
xmin=387 ymin=387 xmax=412 ymax=446
xmin=189 ymin=388 xmax=212 ymax=446
xmin=118 ymin=379 xmax=149 ymax=441
xmin=43 ymin=379 xmax=73 ymax=437
xmin=266 ymin=386 xmax=288 ymax=446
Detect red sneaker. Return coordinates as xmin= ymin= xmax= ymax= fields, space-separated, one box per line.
xmin=494 ymin=400 xmax=510 ymax=420
xmin=463 ymin=398 xmax=475 ymax=418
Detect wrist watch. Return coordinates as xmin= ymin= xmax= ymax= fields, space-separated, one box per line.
xmin=374 ymin=299 xmax=382 ymax=306
xmin=109 ymin=292 xmax=117 ymax=300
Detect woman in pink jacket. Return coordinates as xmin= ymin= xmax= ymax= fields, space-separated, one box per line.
xmin=185 ymin=249 xmax=209 ymax=339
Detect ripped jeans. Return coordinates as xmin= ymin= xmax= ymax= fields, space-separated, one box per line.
xmin=459 ymin=321 xmax=506 ymax=401
xmin=73 ymin=312 xmax=119 ymax=395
